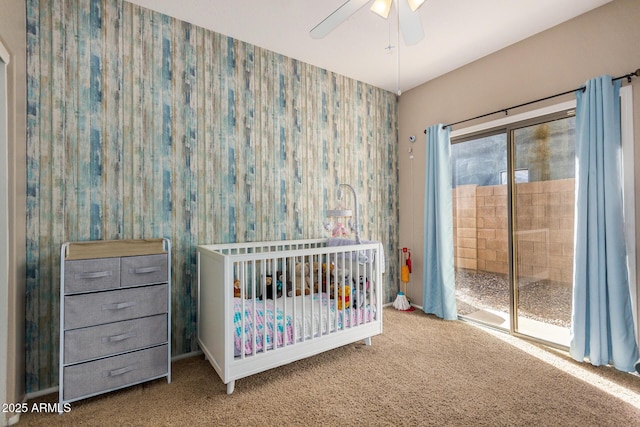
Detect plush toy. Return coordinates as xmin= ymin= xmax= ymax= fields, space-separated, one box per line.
xmin=311 ymin=262 xmax=321 ymax=293
xmin=349 ymin=275 xmax=371 ymax=307
xmin=276 ymin=272 xmax=297 ymax=297
xmin=322 ymin=262 xmax=335 ymax=275
xmin=263 ymin=275 xmax=283 ymax=300
xmin=233 ymin=279 xmax=241 ymax=298
xmin=353 ymin=275 xmax=370 ymax=292
xmin=311 ymin=261 xmax=321 ymax=277
xmin=337 ymin=285 xmax=351 ymax=310
xmin=318 ymin=262 xmax=336 ymax=292
xmin=290 ymin=262 xmax=311 ymax=296
xmin=351 ymin=289 xmax=364 ymax=308
xmin=335 ymin=267 xmax=351 ymax=285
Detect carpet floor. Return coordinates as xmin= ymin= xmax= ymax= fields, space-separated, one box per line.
xmin=19 ymin=307 xmax=640 ymax=426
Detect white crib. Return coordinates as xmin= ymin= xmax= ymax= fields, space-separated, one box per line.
xmin=196 ymin=238 xmax=384 ymax=394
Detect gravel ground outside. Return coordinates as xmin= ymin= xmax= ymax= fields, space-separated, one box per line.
xmin=455 ymin=269 xmax=572 ymax=328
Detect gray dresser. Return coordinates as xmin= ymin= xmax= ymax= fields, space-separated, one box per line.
xmin=59 ymin=239 xmax=171 ymax=410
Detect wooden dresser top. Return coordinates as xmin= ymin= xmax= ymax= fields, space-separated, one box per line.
xmin=64 ymin=239 xmax=167 ymax=260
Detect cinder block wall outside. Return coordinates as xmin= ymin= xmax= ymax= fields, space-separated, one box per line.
xmin=452 ymin=178 xmax=574 ymax=285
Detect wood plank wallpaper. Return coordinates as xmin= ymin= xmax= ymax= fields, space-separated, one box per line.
xmin=25 ymin=0 xmax=399 ymax=392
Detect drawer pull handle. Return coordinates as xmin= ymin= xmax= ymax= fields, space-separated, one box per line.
xmin=102 ymin=301 xmax=137 ymax=310
xmin=129 ymin=266 xmax=161 ymax=274
xmin=102 ymin=331 xmax=137 ymax=343
xmin=75 ymin=270 xmax=112 ymax=280
xmin=103 ymin=364 xmax=137 ymax=378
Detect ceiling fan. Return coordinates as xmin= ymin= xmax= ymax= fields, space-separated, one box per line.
xmin=310 ymin=0 xmax=426 ymax=45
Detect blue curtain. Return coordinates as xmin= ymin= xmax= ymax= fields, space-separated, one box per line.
xmin=570 ymin=75 xmax=639 ymax=371
xmin=423 ymin=124 xmax=457 ymax=320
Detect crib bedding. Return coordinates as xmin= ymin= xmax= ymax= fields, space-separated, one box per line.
xmin=233 ymin=293 xmax=377 ymax=357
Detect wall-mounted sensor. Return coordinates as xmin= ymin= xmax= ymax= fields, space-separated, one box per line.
xmin=409 ymin=135 xmax=416 ymax=142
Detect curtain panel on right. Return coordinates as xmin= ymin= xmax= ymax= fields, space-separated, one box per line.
xmin=570 ymin=75 xmax=639 ymax=372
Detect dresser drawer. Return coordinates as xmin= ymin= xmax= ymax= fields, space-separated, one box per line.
xmin=121 ymin=254 xmax=168 ymax=287
xmin=62 ymin=344 xmax=168 ymax=401
xmin=64 ymin=258 xmax=121 ymax=294
xmin=64 ymin=284 xmax=168 ymax=330
xmin=64 ymin=314 xmax=168 ymax=364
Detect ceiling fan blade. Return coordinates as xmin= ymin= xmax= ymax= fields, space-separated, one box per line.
xmin=310 ymin=0 xmax=371 ymax=39
xmin=399 ymin=0 xmax=424 ymax=45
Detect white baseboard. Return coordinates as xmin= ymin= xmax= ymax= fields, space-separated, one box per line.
xmin=24 ymin=386 xmax=56 ymax=400
xmin=2 ymin=395 xmax=28 ymax=426
xmin=171 ymin=350 xmax=203 ymax=361
xmin=384 ymin=301 xmax=422 ymax=310
xmin=6 ymin=412 xmax=20 ymax=426
xmin=1 ymin=412 xmax=19 ymax=426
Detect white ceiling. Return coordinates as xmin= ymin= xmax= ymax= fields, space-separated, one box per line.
xmin=125 ymin=0 xmax=612 ymax=94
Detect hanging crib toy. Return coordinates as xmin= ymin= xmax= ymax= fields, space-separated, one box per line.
xmin=324 ymin=208 xmax=351 ymax=238
xmin=323 ymin=183 xmax=362 ymax=243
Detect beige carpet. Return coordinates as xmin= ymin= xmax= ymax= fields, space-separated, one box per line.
xmin=19 ymin=307 xmax=640 ymax=426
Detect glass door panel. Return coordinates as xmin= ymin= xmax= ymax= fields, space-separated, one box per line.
xmin=511 ymin=115 xmax=575 ymax=347
xmin=451 ymin=133 xmax=510 ymax=329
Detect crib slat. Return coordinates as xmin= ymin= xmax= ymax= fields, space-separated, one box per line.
xmin=352 ymin=250 xmax=357 ymax=325
xmin=341 ymin=251 xmax=346 ymax=330
xmin=348 ymin=251 xmax=351 ymax=317
xmin=320 ymin=253 xmax=323 ymax=335
xmin=240 ymin=260 xmax=246 ymax=359
xmin=302 ymin=254 xmax=307 ymax=342
xmin=267 ymin=258 xmax=273 ymax=352
xmin=254 ymin=260 xmax=263 ymax=356
xmin=251 ymin=259 xmax=256 ymax=356
xmin=282 ymin=255 xmax=288 ymax=349
xmin=332 ymin=252 xmax=338 ymax=333
xmin=291 ymin=255 xmax=296 ymax=345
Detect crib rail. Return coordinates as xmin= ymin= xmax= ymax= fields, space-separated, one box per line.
xmin=197 ymin=238 xmax=383 ymax=394
xmin=198 ymin=238 xmax=328 ymax=257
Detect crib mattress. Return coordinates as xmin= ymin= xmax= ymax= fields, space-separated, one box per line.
xmin=233 ymin=293 xmax=377 ymax=357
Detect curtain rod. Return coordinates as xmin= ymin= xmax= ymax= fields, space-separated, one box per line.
xmin=424 ymin=68 xmax=640 ymax=133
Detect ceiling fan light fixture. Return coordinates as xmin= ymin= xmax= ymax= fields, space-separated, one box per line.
xmin=370 ymin=0 xmax=392 ymax=18
xmin=407 ymin=0 xmax=426 ymax=12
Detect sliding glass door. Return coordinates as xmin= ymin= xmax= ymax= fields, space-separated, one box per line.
xmin=451 ymin=132 xmax=510 ymax=328
xmin=511 ymin=114 xmax=575 ymax=346
xmin=452 ymin=111 xmax=575 ymax=348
